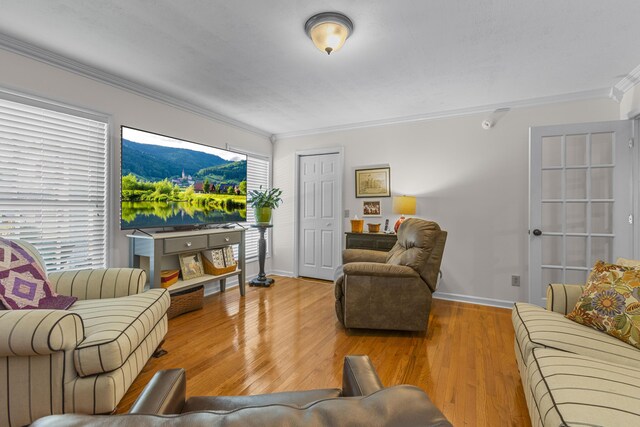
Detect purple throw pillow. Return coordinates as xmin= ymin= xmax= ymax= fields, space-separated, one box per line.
xmin=0 ymin=238 xmax=77 ymax=310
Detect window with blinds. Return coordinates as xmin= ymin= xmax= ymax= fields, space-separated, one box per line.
xmin=0 ymin=95 xmax=108 ymax=272
xmin=244 ymin=154 xmax=270 ymax=260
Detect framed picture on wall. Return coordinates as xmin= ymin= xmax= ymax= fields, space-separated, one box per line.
xmin=362 ymin=200 xmax=382 ymax=217
xmin=355 ymin=167 xmax=391 ymax=198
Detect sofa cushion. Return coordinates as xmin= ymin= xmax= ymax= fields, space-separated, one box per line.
xmin=513 ymin=303 xmax=640 ymax=370
xmin=527 ymin=347 xmax=640 ymax=426
xmin=566 ymin=260 xmax=640 ymax=349
xmin=70 ymin=288 xmax=169 ymax=376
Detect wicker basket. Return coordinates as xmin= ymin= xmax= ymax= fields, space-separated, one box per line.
xmin=167 ymin=285 xmax=204 ymax=319
xmin=202 ymin=256 xmax=237 ymax=276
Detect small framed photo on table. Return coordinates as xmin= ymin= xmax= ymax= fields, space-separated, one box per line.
xmin=355 ymin=167 xmax=391 ymax=198
xmin=362 ymin=200 xmax=382 ymax=217
xmin=179 ymin=252 xmax=204 ymax=280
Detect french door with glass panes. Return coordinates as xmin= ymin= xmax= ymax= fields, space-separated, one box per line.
xmin=529 ymin=120 xmax=634 ymax=307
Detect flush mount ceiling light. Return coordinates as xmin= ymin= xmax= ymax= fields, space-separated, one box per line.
xmin=304 ymin=12 xmax=354 ymax=55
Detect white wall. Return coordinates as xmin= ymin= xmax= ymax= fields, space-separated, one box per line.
xmin=272 ymin=98 xmax=620 ymax=304
xmin=620 ymin=85 xmax=640 ymax=119
xmin=0 ymin=48 xmax=272 ymax=281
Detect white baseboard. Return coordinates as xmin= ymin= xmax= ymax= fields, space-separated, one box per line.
xmin=432 ymin=291 xmax=514 ymax=309
xmin=198 ymin=273 xmax=514 ymax=310
xmin=269 ymin=270 xmax=294 ymax=277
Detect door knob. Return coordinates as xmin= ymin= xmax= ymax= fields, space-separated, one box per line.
xmin=532 ymin=229 xmax=542 ymax=236
xmin=186 ymin=241 xmax=192 ymax=247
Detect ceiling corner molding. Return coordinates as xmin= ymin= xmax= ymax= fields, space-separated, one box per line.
xmin=275 ymin=88 xmax=610 ymax=140
xmin=609 ymin=86 xmax=624 ymax=103
xmin=613 ymin=63 xmax=640 ymax=94
xmin=0 ymin=32 xmax=271 ymax=138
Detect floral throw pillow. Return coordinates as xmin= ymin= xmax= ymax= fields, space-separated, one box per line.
xmin=566 ymin=260 xmax=640 ymax=349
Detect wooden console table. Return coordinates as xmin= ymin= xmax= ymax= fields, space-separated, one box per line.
xmin=345 ymin=232 xmax=397 ymax=252
xmin=127 ymin=228 xmax=246 ymax=296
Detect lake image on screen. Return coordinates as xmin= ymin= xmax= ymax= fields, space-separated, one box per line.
xmin=120 ymin=128 xmax=247 ymax=229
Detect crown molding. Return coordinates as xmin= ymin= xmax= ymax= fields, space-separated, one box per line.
xmin=275 ymin=88 xmax=610 ymax=139
xmin=0 ymin=32 xmax=271 ymax=138
xmin=613 ymin=62 xmax=640 ymax=95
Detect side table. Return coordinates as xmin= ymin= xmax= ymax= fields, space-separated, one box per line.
xmin=249 ymin=224 xmax=274 ymax=287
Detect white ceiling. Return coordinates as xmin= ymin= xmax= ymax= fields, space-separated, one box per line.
xmin=1 ymin=1 xmax=639 ymax=137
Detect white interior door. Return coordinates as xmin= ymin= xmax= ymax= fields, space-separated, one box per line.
xmin=298 ymin=153 xmax=341 ymax=280
xmin=529 ymin=120 xmax=634 ymax=307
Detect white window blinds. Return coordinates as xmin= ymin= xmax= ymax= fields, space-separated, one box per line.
xmin=0 ymin=95 xmax=108 ymax=272
xmin=245 ymin=154 xmax=270 ymax=260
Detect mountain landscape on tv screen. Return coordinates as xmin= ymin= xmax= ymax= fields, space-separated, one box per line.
xmin=121 ymin=139 xmax=246 ymax=183
xmin=120 ymin=139 xmax=247 ymax=229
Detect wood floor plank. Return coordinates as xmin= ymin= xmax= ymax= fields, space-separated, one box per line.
xmin=116 ymin=276 xmax=531 ymax=426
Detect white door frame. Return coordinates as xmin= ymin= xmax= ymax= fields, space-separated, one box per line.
xmin=294 ymin=147 xmax=344 ymax=277
xmin=634 ymin=119 xmax=640 ymax=258
xmin=528 ymin=120 xmax=635 ymax=307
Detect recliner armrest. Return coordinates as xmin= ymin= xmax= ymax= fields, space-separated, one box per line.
xmin=342 ymin=355 xmax=384 ymax=396
xmin=343 ymin=262 xmax=419 ymax=278
xmin=343 ymin=249 xmax=388 ymax=264
xmin=49 ymin=268 xmax=147 ymax=300
xmin=129 ymin=369 xmax=187 ymax=415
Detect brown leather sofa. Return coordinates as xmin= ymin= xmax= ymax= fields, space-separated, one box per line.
xmin=32 ymin=355 xmax=451 ymax=426
xmin=335 ymin=219 xmax=447 ymax=331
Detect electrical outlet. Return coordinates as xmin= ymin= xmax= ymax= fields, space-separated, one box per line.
xmin=511 ymin=275 xmax=520 ymax=287
xmin=344 ymin=209 xmax=350 ymax=218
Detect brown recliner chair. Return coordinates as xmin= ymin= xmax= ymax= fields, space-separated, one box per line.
xmin=32 ymin=356 xmax=452 ymax=426
xmin=335 ymin=218 xmax=447 ymax=331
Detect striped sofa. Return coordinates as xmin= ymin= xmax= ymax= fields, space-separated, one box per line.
xmin=0 ymin=240 xmax=170 ymax=427
xmin=513 ymin=268 xmax=640 ymax=426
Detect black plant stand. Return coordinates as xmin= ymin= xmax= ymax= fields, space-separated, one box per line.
xmin=249 ymin=224 xmax=274 ymax=287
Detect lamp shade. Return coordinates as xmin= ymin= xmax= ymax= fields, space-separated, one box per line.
xmin=305 ymin=12 xmax=353 ymax=55
xmin=392 ymin=196 xmax=416 ymax=215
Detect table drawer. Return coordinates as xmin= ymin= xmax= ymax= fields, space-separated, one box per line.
xmin=209 ymin=232 xmax=241 ymax=247
xmin=164 ymin=235 xmax=208 ymax=254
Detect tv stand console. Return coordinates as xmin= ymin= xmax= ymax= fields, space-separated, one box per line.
xmin=127 ymin=228 xmax=246 ymax=296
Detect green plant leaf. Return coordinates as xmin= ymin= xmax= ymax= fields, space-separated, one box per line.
xmin=579 ymin=302 xmax=593 ymax=311
xmin=614 ymin=285 xmax=631 ymax=295
xmin=614 ymin=314 xmax=628 ymax=330
xmin=247 ymin=186 xmax=284 ymax=209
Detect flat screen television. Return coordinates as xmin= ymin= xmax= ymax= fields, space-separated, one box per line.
xmin=120 ymin=126 xmax=247 ymax=230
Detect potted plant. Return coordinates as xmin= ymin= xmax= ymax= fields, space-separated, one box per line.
xmin=247 ymin=186 xmax=283 ymax=224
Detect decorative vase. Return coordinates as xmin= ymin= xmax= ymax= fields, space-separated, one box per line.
xmin=254 ymin=207 xmax=273 ymax=224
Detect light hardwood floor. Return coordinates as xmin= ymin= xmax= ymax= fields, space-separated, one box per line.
xmin=117 ymin=276 xmax=531 ymax=426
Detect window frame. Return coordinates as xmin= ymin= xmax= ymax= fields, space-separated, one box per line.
xmin=227 ymin=144 xmax=272 ymax=261
xmin=0 ymin=87 xmax=112 ymax=270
